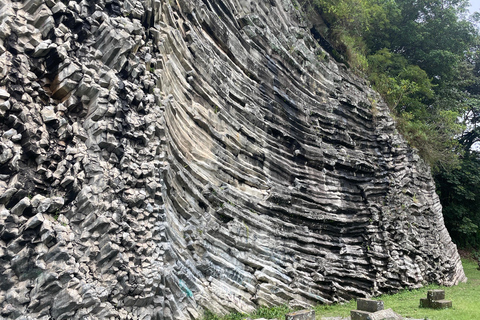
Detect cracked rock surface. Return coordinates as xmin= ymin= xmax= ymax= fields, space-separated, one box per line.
xmin=0 ymin=0 xmax=465 ymax=319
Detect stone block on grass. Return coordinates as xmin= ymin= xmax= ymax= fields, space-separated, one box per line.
xmin=430 ymin=299 xmax=452 ymax=309
xmin=419 ymin=298 xmax=431 ymax=308
xmin=357 ymin=298 xmax=384 ymax=312
xmin=427 ymin=290 xmax=445 ymax=301
xmin=419 ymin=290 xmax=452 ymax=309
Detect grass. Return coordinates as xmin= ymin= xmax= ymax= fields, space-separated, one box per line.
xmin=202 ymin=259 xmax=480 ymax=320
xmin=203 ymin=305 xmax=293 ymax=320
xmin=367 ymin=258 xmax=480 ymax=320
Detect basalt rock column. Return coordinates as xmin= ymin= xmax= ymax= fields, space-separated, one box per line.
xmin=0 ymin=0 xmax=465 ymax=319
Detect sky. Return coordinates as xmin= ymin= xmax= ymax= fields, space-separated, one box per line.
xmin=469 ymin=0 xmax=480 ymax=13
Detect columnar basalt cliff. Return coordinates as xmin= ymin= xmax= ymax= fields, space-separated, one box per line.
xmin=0 ymin=0 xmax=465 ymax=319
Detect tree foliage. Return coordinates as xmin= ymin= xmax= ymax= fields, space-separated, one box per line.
xmin=437 ymin=155 xmax=480 ymax=247
xmin=367 ymin=0 xmax=476 ymax=80
xmin=307 ymin=0 xmax=480 ymax=247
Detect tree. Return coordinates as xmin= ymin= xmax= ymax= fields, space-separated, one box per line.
xmin=436 ymin=154 xmax=480 ymax=247
xmin=366 ymin=0 xmax=476 ymax=82
xmin=309 ymin=0 xmax=480 ymax=248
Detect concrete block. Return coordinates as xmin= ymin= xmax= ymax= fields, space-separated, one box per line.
xmin=419 ymin=298 xmax=430 ymax=308
xmin=285 ymin=309 xmax=315 ymax=320
xmin=427 ymin=290 xmax=445 ymax=301
xmin=430 ymin=299 xmax=452 ymax=309
xmin=357 ymin=298 xmax=384 ymax=312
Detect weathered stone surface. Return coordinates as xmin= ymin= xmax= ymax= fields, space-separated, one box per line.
xmin=10 ymin=197 xmax=30 ymax=216
xmin=367 ymin=309 xmax=402 ymax=320
xmin=357 ymin=299 xmax=384 ymax=312
xmin=427 ymin=289 xmax=445 ymax=301
xmin=40 ymin=106 xmax=56 ymax=122
xmin=0 ymin=88 xmax=10 ymax=99
xmin=351 ymin=310 xmax=372 ymax=320
xmin=285 ymin=309 xmax=315 ymax=320
xmin=352 ymin=308 xmax=402 ymax=320
xmin=419 ymin=298 xmax=429 ymax=308
xmin=429 ymin=299 xmax=453 ymax=309
xmin=0 ymin=0 xmax=466 ymax=319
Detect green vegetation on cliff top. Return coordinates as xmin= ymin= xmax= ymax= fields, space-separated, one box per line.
xmin=302 ymin=0 xmax=480 ymax=248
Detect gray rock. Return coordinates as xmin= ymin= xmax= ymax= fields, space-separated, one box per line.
xmin=0 ymin=100 xmax=11 ymax=117
xmin=30 ymin=195 xmax=46 ymax=208
xmin=367 ymin=309 xmax=402 ymax=320
xmin=2 ymin=128 xmax=17 ymax=139
xmin=36 ymin=198 xmax=52 ymax=213
xmin=41 ymin=106 xmax=57 ymax=122
xmin=0 ymin=88 xmax=10 ymax=99
xmin=11 ymin=197 xmax=31 ymax=216
xmin=51 ymin=289 xmax=81 ymax=319
xmin=0 ymin=0 xmax=465 ymax=319
xmin=11 ymin=133 xmax=22 ymax=142
xmin=0 ymin=187 xmax=17 ymax=204
xmin=60 ymin=175 xmax=75 ymax=187
xmin=22 ymin=213 xmax=45 ymax=230
xmin=357 ymin=299 xmax=384 ymax=313
xmin=286 ymin=309 xmax=315 ymax=320
xmin=0 ymin=143 xmax=13 ymax=164
xmin=50 ymin=2 xmax=66 ymax=14
xmin=32 ymin=40 xmax=55 ymax=58
xmin=48 ymin=197 xmax=64 ymax=212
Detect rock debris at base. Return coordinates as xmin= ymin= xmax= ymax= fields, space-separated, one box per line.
xmin=0 ymin=0 xmax=465 ymax=319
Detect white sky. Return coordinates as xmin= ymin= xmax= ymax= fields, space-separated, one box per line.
xmin=469 ymin=0 xmax=480 ymax=13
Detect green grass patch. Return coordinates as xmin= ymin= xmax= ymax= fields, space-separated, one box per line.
xmin=367 ymin=258 xmax=480 ymax=320
xmin=203 ymin=259 xmax=480 ymax=320
xmin=202 ymin=305 xmax=294 ymax=320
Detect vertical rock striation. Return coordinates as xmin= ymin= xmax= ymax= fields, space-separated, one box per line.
xmin=0 ymin=0 xmax=465 ymax=319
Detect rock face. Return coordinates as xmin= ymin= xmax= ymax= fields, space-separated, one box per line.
xmin=0 ymin=0 xmax=465 ymax=319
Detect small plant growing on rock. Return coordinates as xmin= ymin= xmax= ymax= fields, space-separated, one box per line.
xmin=413 ymin=193 xmax=418 ymax=203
